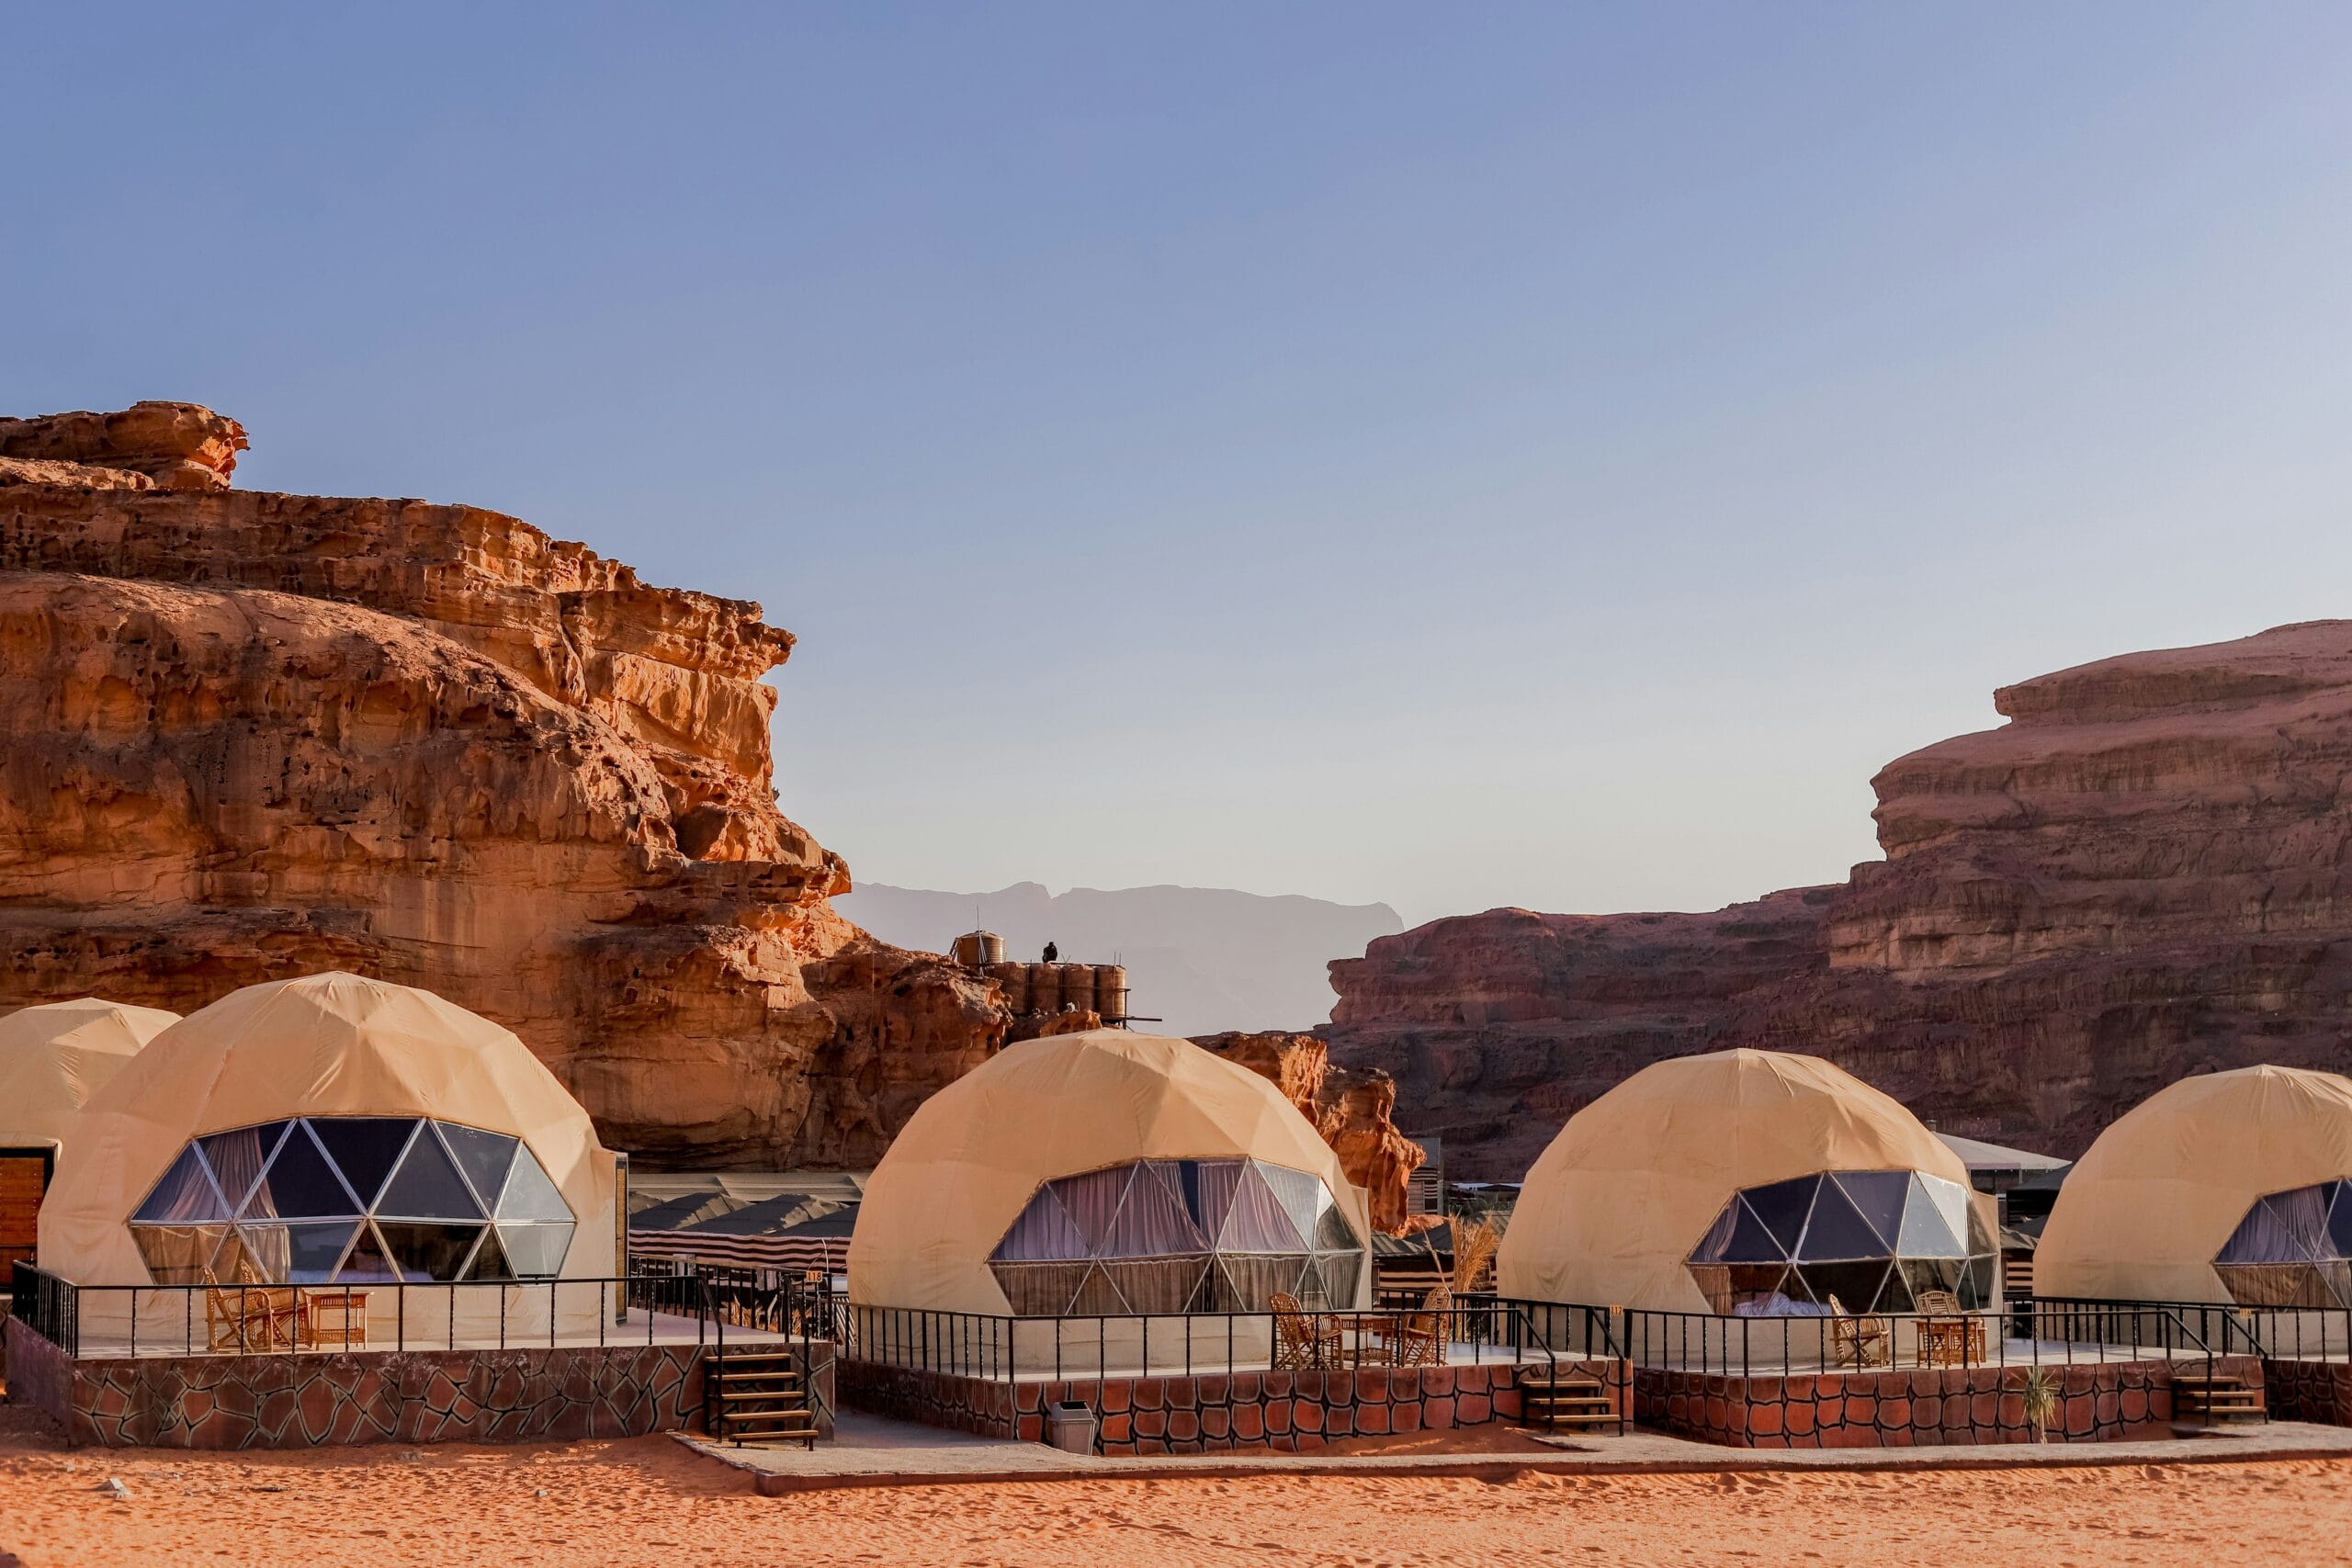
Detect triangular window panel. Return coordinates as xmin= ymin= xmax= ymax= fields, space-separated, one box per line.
xmin=1046 ymin=1167 xmax=1132 ymax=1251
xmin=1796 ymin=1177 xmax=1885 ymax=1261
xmin=309 ymin=1118 xmax=421 ymax=1210
xmin=2270 ymin=1186 xmax=2330 ymax=1257
xmin=1717 ymin=1262 xmax=1799 ymax=1314
xmin=990 ymin=1188 xmax=1090 ymax=1262
xmin=1795 ymin=1260 xmax=1892 ymax=1316
xmin=494 ymin=1146 xmax=571 ymax=1223
xmin=1719 ymin=1198 xmax=1789 ymax=1263
xmin=132 ymin=1145 xmax=229 ymax=1224
xmin=378 ymin=1125 xmax=482 ymax=1221
xmin=1218 ymin=1253 xmax=1313 ymax=1310
xmin=1102 ymin=1163 xmax=1204 ymax=1258
xmin=1894 ymin=1180 xmax=1964 ymax=1258
xmin=1067 ymin=1262 xmax=1131 ymax=1316
xmin=334 ymin=1222 xmax=403 ymax=1283
xmin=1097 ymin=1257 xmax=1210 ymax=1316
xmin=377 ymin=1221 xmax=486 ymax=1281
xmin=989 ymin=1259 xmax=1092 ymax=1315
xmin=2214 ymin=1262 xmax=2331 ymax=1309
xmin=1893 ymin=1257 xmax=1963 ymax=1313
xmin=241 ymin=1122 xmax=360 ymax=1222
xmin=278 ymin=1220 xmax=362 ymax=1284
xmin=1960 ymin=1256 xmax=1997 ymax=1311
xmin=197 ymin=1122 xmax=289 ymax=1216
xmin=1216 ymin=1163 xmax=1305 ymax=1252
xmin=462 ymin=1226 xmax=515 ymax=1281
xmin=1832 ymin=1172 xmax=1909 ymax=1249
xmin=2219 ymin=1194 xmax=2312 ymax=1265
xmin=2326 ymin=1181 xmax=2352 ymax=1259
xmin=437 ymin=1122 xmax=520 ymax=1213
xmin=1312 ymin=1251 xmax=1362 ymax=1309
xmin=1188 ymin=1160 xmax=1246 ymax=1243
xmin=1740 ymin=1176 xmax=1816 ymax=1256
xmin=1255 ymin=1164 xmax=1325 ymax=1249
xmin=130 ymin=1223 xmax=230 ymax=1285
xmin=1916 ymin=1173 xmax=1973 ymax=1250
xmin=1315 ymin=1202 xmax=1358 ymax=1253
xmin=1186 ymin=1261 xmax=1240 ymax=1314
xmin=496 ymin=1221 xmax=573 ymax=1279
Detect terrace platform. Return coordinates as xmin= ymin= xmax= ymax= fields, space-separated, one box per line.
xmin=4 ymin=1314 xmax=834 ymax=1450
xmin=685 ymin=1406 xmax=2352 ymax=1493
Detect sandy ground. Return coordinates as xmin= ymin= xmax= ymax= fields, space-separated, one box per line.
xmin=6 ymin=1400 xmax=2352 ymax=1568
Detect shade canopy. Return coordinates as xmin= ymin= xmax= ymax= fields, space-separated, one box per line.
xmin=849 ymin=1029 xmax=1371 ymax=1316
xmin=39 ymin=972 xmax=617 ymax=1291
xmin=2037 ymin=1065 xmax=2352 ymax=1304
xmin=0 ymin=998 xmax=179 ymax=1150
xmin=1496 ymin=1048 xmax=1989 ymax=1314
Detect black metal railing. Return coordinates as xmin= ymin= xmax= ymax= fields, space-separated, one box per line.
xmin=1543 ymin=1295 xmax=2232 ymax=1388
xmin=7 ymin=1258 xmax=839 ymax=1370
xmin=2034 ymin=1295 xmax=2332 ymax=1361
xmin=841 ymin=1299 xmax=1574 ymax=1385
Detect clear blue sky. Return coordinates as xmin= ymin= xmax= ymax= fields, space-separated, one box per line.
xmin=8 ymin=6 xmax=2350 ymax=928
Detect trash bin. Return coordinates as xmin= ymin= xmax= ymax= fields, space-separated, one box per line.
xmin=1046 ymin=1400 xmax=1097 ymax=1453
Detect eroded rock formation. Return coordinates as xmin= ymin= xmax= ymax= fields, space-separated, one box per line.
xmin=0 ymin=402 xmax=1007 ymax=1166
xmin=1197 ymin=1031 xmax=1429 ymax=1234
xmin=1329 ymin=621 xmax=2352 ymax=1180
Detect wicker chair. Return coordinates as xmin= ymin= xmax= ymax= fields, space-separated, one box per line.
xmin=1826 ymin=1293 xmax=1889 ymax=1369
xmin=203 ymin=1265 xmax=301 ymax=1353
xmin=1385 ymin=1286 xmax=1453 ymax=1369
xmin=1270 ymin=1291 xmax=1343 ymax=1370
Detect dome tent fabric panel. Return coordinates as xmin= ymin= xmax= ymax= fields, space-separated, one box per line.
xmin=849 ymin=1029 xmax=1371 ymax=1319
xmin=0 ymin=998 xmax=180 ymax=1149
xmin=38 ymin=973 xmax=617 ymax=1311
xmin=1495 ymin=1048 xmax=1983 ymax=1315
xmin=2036 ymin=1065 xmax=2352 ymax=1304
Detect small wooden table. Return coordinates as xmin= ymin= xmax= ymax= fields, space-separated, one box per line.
xmin=1914 ymin=1314 xmax=1986 ymax=1368
xmin=299 ymin=1288 xmax=371 ymax=1349
xmin=1323 ymin=1311 xmax=1406 ymax=1368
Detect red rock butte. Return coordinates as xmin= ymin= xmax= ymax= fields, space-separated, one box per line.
xmin=0 ymin=402 xmax=1006 ymax=1167
xmin=1327 ymin=620 xmax=2352 ymax=1179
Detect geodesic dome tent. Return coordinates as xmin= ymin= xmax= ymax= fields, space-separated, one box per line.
xmin=2036 ymin=1065 xmax=2352 ymax=1307
xmin=849 ymin=1030 xmax=1370 ymax=1369
xmin=0 ymin=998 xmax=179 ymax=1267
xmin=38 ymin=972 xmax=620 ymax=1341
xmin=0 ymin=998 xmax=179 ymax=1152
xmin=1497 ymin=1049 xmax=1997 ymax=1318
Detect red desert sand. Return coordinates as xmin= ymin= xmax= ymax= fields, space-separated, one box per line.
xmin=6 ymin=1404 xmax=2352 ymax=1568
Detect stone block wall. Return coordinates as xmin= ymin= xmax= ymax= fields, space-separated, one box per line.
xmin=2263 ymin=1358 xmax=2352 ymax=1426
xmin=6 ymin=1319 xmax=711 ymax=1449
xmin=839 ymin=1358 xmax=1625 ymax=1455
xmin=1634 ymin=1357 xmax=2253 ymax=1448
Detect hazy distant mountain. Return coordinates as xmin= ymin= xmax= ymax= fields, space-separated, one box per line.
xmin=834 ymin=882 xmax=1404 ymax=1038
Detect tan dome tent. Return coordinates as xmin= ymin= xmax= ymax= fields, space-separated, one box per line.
xmin=2037 ymin=1065 xmax=2352 ymax=1310
xmin=1498 ymin=1049 xmax=1996 ymax=1329
xmin=39 ymin=973 xmax=620 ymax=1345
xmin=850 ymin=1029 xmax=1371 ymax=1372
xmin=0 ymin=998 xmax=179 ymax=1268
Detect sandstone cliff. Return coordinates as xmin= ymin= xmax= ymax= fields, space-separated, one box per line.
xmin=1196 ymin=1031 xmax=1430 ymax=1235
xmin=1328 ymin=622 xmax=2352 ymax=1179
xmin=0 ymin=403 xmax=1007 ymax=1166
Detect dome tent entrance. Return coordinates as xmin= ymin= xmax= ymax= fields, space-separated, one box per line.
xmin=1497 ymin=1048 xmax=1996 ymax=1322
xmin=39 ymin=972 xmax=620 ymax=1346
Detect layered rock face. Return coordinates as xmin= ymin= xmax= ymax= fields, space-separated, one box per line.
xmin=1329 ymin=622 xmax=2352 ymax=1180
xmin=1197 ymin=1031 xmax=1430 ymax=1234
xmin=0 ymin=403 xmax=1005 ymax=1166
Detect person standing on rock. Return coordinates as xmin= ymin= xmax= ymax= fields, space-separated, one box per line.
xmin=1043 ymin=941 xmax=1058 ymax=963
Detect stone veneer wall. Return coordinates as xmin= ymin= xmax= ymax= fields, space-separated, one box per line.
xmin=1634 ymin=1357 xmax=2256 ymax=1448
xmin=2263 ymin=1358 xmax=2352 ymax=1426
xmin=839 ymin=1358 xmax=1625 ymax=1455
xmin=6 ymin=1317 xmax=718 ymax=1449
